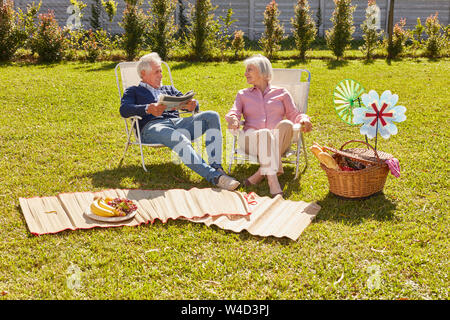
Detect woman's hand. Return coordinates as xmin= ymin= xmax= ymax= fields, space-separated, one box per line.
xmin=300 ymin=119 xmax=312 ymax=133
xmin=228 ymin=116 xmax=240 ymax=130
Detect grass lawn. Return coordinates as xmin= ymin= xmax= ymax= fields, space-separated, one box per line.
xmin=0 ymin=56 xmax=448 ymax=300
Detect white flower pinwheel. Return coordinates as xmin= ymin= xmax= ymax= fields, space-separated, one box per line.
xmin=353 ymin=90 xmax=406 ymax=139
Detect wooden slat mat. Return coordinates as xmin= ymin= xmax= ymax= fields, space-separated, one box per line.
xmin=19 ymin=188 xmax=321 ymax=240
xmin=188 ymin=193 xmax=321 ymax=241
xmin=19 ymin=188 xmax=250 ymax=236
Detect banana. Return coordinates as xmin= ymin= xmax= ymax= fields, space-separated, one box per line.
xmin=98 ymin=198 xmax=115 ymax=211
xmin=90 ymin=198 xmax=116 ymax=217
xmin=98 ymin=199 xmax=121 ymax=216
xmin=104 ymin=197 xmax=114 ymax=203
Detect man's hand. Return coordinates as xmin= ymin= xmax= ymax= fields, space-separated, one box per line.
xmin=300 ymin=119 xmax=312 ymax=133
xmin=183 ymin=99 xmax=197 ymax=112
xmin=146 ymin=103 xmax=167 ymax=116
xmin=228 ymin=116 xmax=240 ymax=130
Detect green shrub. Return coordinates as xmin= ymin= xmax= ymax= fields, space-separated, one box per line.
xmin=359 ymin=0 xmax=383 ymax=61
xmin=424 ymin=13 xmax=443 ymax=58
xmin=146 ymin=0 xmax=177 ymax=60
xmin=90 ymin=0 xmax=103 ymax=30
xmin=231 ymin=29 xmax=245 ymax=59
xmin=82 ymin=29 xmax=100 ymax=62
xmin=101 ymin=0 xmax=118 ymax=34
xmin=291 ymin=0 xmax=316 ymax=61
xmin=260 ymin=0 xmax=285 ymax=59
xmin=30 ymin=10 xmax=66 ymax=62
xmin=175 ymin=0 xmax=190 ymax=42
xmin=217 ymin=7 xmax=237 ymax=52
xmin=386 ymin=18 xmax=408 ymax=59
xmin=189 ymin=0 xmax=217 ymax=61
xmin=0 ymin=0 xmax=27 ymax=61
xmin=16 ymin=0 xmax=41 ymax=53
xmin=443 ymin=25 xmax=450 ymax=54
xmin=119 ymin=0 xmax=146 ymax=61
xmin=412 ymin=17 xmax=425 ymax=46
xmin=325 ymin=0 xmax=356 ymax=60
xmin=411 ymin=17 xmax=425 ymax=56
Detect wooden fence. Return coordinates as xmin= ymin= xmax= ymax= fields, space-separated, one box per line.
xmin=13 ymin=0 xmax=450 ymax=39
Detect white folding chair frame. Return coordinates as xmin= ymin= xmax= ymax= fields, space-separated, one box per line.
xmin=115 ymin=61 xmax=192 ymax=172
xmin=227 ymin=68 xmax=311 ymax=179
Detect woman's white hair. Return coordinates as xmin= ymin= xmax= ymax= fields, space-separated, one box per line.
xmin=137 ymin=52 xmax=162 ymax=79
xmin=244 ymin=54 xmax=273 ymax=82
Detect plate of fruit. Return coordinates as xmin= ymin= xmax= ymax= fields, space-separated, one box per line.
xmin=85 ymin=196 xmax=139 ymax=222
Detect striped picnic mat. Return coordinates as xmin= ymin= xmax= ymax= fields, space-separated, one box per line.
xmin=19 ymin=188 xmax=320 ymax=240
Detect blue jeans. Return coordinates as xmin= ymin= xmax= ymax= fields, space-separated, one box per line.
xmin=140 ymin=111 xmax=223 ymax=184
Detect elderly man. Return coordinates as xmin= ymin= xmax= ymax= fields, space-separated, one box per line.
xmin=120 ymin=53 xmax=239 ymax=190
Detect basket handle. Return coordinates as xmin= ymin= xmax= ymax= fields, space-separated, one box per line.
xmin=339 ymin=140 xmax=383 ymax=164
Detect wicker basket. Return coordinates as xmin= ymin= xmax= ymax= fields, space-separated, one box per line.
xmin=320 ymin=140 xmax=391 ymax=199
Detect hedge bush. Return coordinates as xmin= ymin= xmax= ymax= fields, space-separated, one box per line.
xmin=30 ymin=10 xmax=65 ymax=62
xmin=260 ymin=0 xmax=285 ymax=59
xmin=0 ymin=0 xmax=26 ymax=61
xmin=291 ymin=0 xmax=316 ymax=61
xmin=326 ymin=0 xmax=356 ymax=60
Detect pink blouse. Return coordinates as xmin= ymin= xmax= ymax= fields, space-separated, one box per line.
xmin=225 ymin=85 xmax=310 ymax=131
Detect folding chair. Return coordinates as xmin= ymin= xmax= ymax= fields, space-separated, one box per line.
xmin=115 ymin=61 xmax=195 ymax=172
xmin=227 ymin=68 xmax=311 ymax=179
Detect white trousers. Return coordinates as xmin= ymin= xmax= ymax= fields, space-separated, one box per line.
xmin=237 ymin=120 xmax=294 ymax=175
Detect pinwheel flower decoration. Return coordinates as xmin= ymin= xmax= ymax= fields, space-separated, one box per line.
xmin=353 ymin=90 xmax=406 ymax=139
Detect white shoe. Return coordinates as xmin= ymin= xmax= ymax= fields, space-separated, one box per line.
xmin=216 ymin=174 xmax=240 ymax=191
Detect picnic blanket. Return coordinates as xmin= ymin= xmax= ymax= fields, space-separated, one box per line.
xmin=19 ymin=188 xmax=321 ymax=240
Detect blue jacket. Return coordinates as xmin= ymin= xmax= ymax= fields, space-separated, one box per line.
xmin=120 ymin=85 xmax=184 ymax=132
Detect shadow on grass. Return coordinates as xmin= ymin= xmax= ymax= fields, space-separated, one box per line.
xmin=315 ymin=191 xmax=396 ymax=225
xmin=326 ymin=59 xmax=349 ymax=69
xmin=228 ymin=161 xmax=306 ymax=198
xmin=362 ymin=59 xmax=376 ymax=66
xmin=71 ymin=61 xmax=117 ymax=72
xmin=171 ymin=61 xmax=194 ymax=70
xmin=81 ymin=162 xmax=213 ymax=191
xmin=285 ymin=59 xmax=308 ymax=68
xmin=84 ymin=62 xmax=118 ymax=72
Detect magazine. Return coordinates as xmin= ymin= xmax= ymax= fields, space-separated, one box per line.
xmin=157 ymin=90 xmax=195 ymax=111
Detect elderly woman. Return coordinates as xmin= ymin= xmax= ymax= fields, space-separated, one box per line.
xmin=225 ymin=54 xmax=312 ymax=196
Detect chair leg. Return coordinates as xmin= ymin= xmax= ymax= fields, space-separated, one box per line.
xmin=294 ymin=133 xmax=308 ymax=180
xmin=138 ymin=143 xmax=148 ymax=172
xmin=294 ymin=144 xmax=300 ymax=180
xmin=228 ymin=135 xmax=237 ymax=173
xmin=301 ymin=132 xmax=308 ymax=168
xmin=118 ymin=141 xmax=130 ymax=168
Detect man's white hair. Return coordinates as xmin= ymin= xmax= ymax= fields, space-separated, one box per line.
xmin=244 ymin=54 xmax=273 ymax=82
xmin=137 ymin=52 xmax=162 ymax=79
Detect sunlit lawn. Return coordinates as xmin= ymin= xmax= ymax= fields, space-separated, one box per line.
xmin=0 ymin=56 xmax=448 ymax=299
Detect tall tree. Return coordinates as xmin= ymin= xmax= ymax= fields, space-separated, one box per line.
xmin=291 ymin=0 xmax=317 ymax=61
xmin=146 ymin=0 xmax=177 ymax=60
xmin=189 ymin=0 xmax=216 ymax=61
xmin=325 ymin=0 xmax=356 ymax=60
xmin=259 ymin=0 xmax=285 ymax=59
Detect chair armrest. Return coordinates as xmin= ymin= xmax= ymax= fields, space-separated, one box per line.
xmin=123 ymin=115 xmax=142 ymax=120
xmin=227 ymin=120 xmax=244 ymax=136
xmin=292 ymin=123 xmax=302 ymax=143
